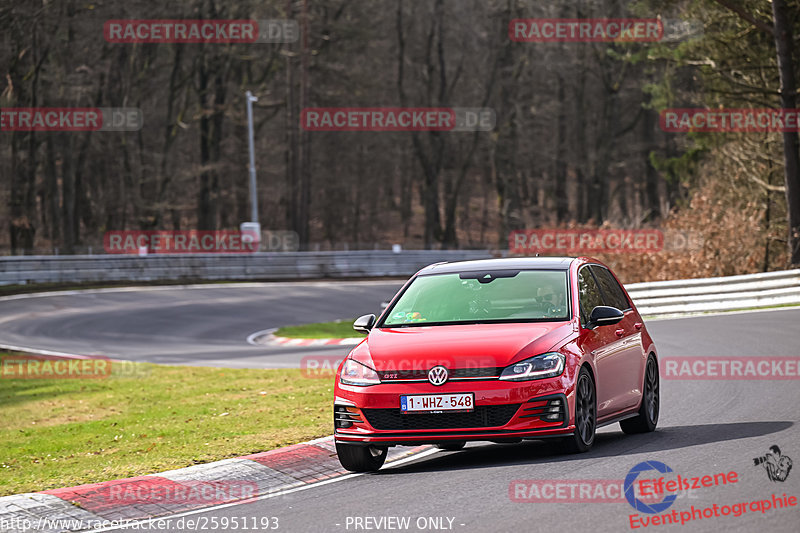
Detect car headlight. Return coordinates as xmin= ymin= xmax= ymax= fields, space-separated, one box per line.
xmin=339 ymin=358 xmax=381 ymax=386
xmin=499 ymin=352 xmax=565 ymax=381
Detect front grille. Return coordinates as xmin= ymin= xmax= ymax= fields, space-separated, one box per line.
xmin=452 ymin=367 xmax=502 ymax=378
xmin=362 ymin=404 xmax=521 ymax=430
xmin=379 ymin=367 xmax=502 ymax=381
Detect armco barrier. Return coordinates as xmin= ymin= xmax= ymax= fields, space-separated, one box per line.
xmin=1 ymin=254 xmax=797 ymax=317
xmin=626 ymin=269 xmax=800 ymax=316
xmin=0 ymin=251 xmax=495 ymax=285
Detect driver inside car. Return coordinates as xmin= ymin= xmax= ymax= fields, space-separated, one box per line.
xmin=536 ymin=282 xmax=566 ymax=318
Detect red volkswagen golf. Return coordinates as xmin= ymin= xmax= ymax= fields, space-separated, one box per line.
xmin=334 ymin=257 xmax=660 ymax=472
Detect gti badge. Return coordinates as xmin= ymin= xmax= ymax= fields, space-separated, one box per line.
xmin=428 ymin=365 xmax=449 ymax=386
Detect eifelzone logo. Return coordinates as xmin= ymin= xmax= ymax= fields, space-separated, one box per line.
xmin=753 ymin=445 xmax=793 ymax=482
xmin=624 ymin=461 xmax=678 ymax=514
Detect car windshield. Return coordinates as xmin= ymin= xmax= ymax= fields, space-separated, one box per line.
xmin=382 ymin=270 xmax=569 ymax=326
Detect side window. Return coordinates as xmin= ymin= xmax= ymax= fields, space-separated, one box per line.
xmin=577 ymin=268 xmax=604 ymax=325
xmin=590 ymin=266 xmax=630 ymax=311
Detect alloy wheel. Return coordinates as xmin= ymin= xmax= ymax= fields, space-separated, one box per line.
xmin=576 ymin=372 xmax=595 ymax=444
xmin=645 ymin=358 xmax=659 ymax=423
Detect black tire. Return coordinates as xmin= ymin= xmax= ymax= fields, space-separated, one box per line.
xmin=563 ymin=366 xmax=596 ymax=453
xmin=436 ymin=441 xmax=466 ymax=451
xmin=620 ymin=355 xmax=660 ymax=434
xmin=336 ymin=443 xmax=388 ymax=472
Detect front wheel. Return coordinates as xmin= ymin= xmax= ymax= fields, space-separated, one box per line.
xmin=336 ymin=442 xmax=387 ymax=472
xmin=620 ymin=355 xmax=659 ymax=434
xmin=563 ymin=366 xmax=596 ymax=453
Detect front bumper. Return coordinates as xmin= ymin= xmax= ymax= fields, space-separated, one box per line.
xmin=333 ymin=377 xmax=575 ymax=446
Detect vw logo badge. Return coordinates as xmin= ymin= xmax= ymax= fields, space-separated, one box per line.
xmin=428 ymin=365 xmax=449 ymax=386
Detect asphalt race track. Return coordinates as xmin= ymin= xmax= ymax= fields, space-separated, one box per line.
xmin=0 ymin=282 xmax=404 ymax=368
xmin=2 ymin=283 xmax=799 ymax=532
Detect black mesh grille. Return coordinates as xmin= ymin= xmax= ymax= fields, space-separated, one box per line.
xmin=452 ymin=367 xmax=502 ymax=378
xmin=379 ymin=367 xmax=501 ymax=380
xmin=362 ymin=404 xmax=521 ymax=430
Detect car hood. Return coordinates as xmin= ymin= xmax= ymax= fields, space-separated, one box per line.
xmin=354 ymin=322 xmax=573 ymax=371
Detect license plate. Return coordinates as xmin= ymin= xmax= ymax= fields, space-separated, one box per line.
xmin=400 ymin=393 xmax=474 ymax=413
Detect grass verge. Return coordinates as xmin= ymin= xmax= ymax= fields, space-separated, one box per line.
xmin=274 ymin=319 xmax=366 ymax=339
xmin=0 ymin=353 xmax=332 ymax=496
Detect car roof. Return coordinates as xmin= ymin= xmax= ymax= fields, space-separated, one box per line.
xmin=418 ymin=256 xmax=576 ymax=275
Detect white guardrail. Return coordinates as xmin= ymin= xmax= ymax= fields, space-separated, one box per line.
xmin=626 ymin=269 xmax=800 ymax=317
xmin=0 ymin=253 xmax=797 ymax=317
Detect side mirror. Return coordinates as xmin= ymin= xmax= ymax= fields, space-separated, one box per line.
xmin=587 ymin=306 xmax=624 ymax=329
xmin=353 ymin=314 xmax=376 ymax=334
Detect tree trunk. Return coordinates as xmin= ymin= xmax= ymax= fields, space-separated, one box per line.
xmin=61 ymin=135 xmax=76 ymax=253
xmin=284 ymin=0 xmax=299 ymax=239
xmin=44 ymin=138 xmax=60 ymax=242
xmin=641 ymin=107 xmax=661 ymax=222
xmin=297 ymin=0 xmax=312 ymax=246
xmin=554 ymin=73 xmax=568 ymax=222
xmin=771 ymin=0 xmax=800 ymax=265
xmin=197 ymin=53 xmax=214 ymax=230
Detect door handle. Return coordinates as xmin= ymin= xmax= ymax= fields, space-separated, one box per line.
xmin=634 ymin=322 xmax=643 ymax=330
xmin=615 ymin=329 xmax=625 ymax=337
